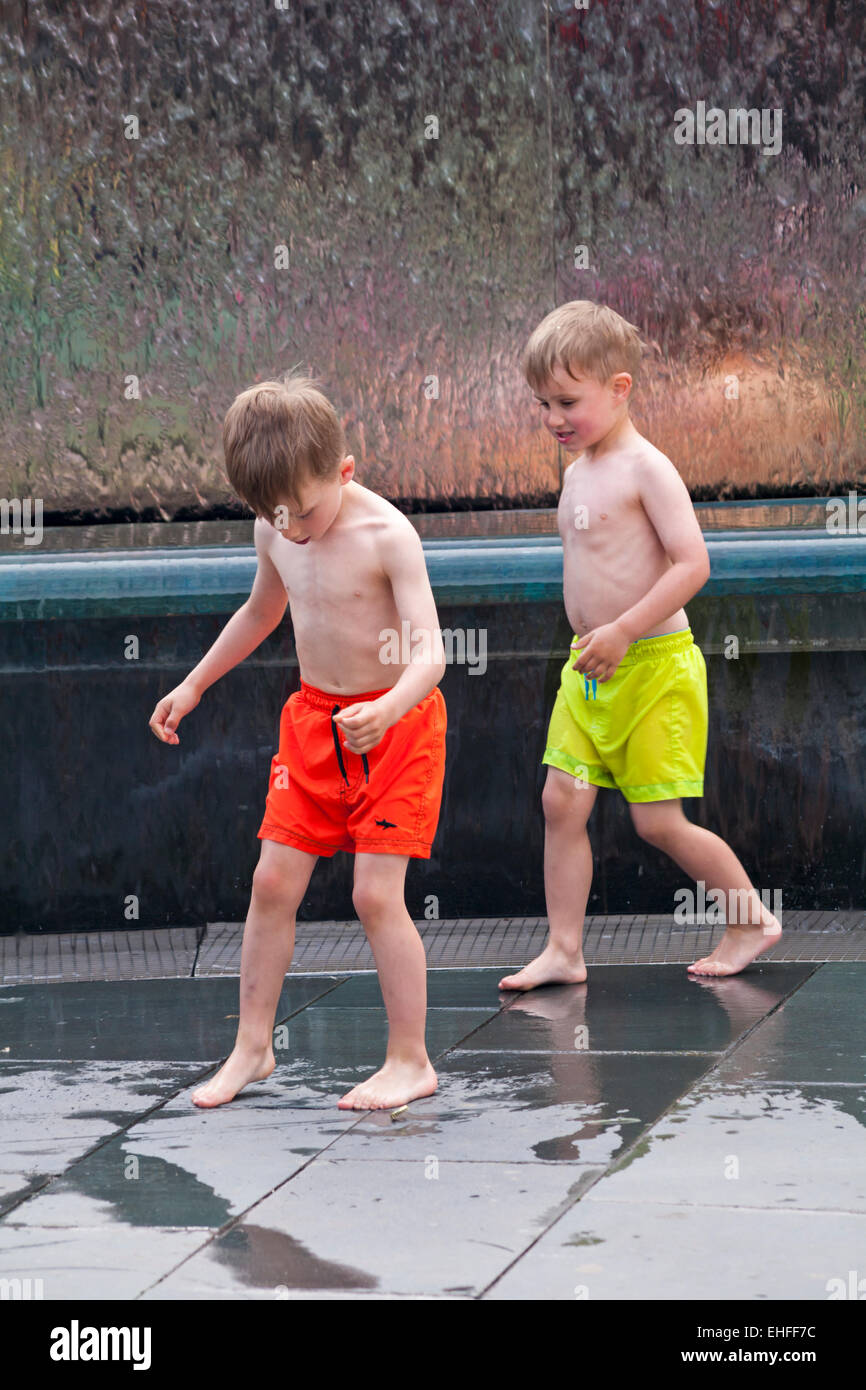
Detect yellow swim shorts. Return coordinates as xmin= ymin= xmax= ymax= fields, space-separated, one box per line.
xmin=542 ymin=627 xmax=708 ymax=802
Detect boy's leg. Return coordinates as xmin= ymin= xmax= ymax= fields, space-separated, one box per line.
xmin=338 ymin=851 xmax=438 ymax=1110
xmin=191 ymin=839 xmax=318 ymax=1107
xmin=629 ymin=799 xmax=782 ymax=976
xmin=499 ymin=766 xmax=597 ymax=991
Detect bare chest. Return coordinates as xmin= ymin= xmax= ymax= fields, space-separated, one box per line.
xmin=559 ymin=467 xmax=641 ymax=551
xmin=271 ymin=534 xmax=391 ymax=617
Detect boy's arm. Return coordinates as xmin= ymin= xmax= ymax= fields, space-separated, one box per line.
xmin=149 ymin=520 xmax=289 ymax=743
xmin=614 ymin=455 xmax=710 ymax=643
xmin=185 ymin=519 xmax=290 ymax=696
xmin=376 ymin=521 xmax=447 ymax=724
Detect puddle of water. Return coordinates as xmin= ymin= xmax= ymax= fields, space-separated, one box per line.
xmin=214 ymin=1222 xmax=378 ymax=1292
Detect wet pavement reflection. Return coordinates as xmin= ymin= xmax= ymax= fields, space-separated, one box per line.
xmin=0 ymin=963 xmax=862 ymax=1299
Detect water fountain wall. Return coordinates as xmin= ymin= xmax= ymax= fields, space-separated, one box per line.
xmin=1 ymin=1 xmax=864 ymax=520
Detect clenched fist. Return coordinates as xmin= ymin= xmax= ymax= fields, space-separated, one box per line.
xmin=149 ymin=681 xmax=201 ymax=745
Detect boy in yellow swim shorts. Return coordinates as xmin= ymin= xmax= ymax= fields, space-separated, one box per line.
xmin=548 ymin=628 xmax=708 ymax=803
xmin=500 ymin=301 xmax=782 ymax=989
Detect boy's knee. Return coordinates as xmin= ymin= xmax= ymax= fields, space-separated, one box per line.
xmin=542 ymin=772 xmax=591 ymax=823
xmin=352 ymin=879 xmax=392 ymax=923
xmin=252 ymin=860 xmax=299 ymax=909
xmin=630 ymin=806 xmax=684 ymax=848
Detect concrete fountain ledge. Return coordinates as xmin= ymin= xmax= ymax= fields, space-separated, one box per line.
xmin=1 ymin=529 xmax=865 ymax=621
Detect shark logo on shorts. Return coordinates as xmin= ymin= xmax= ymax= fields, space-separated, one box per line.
xmin=375 ymin=817 xmax=397 ymax=829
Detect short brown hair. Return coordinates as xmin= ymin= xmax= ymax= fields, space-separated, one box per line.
xmin=222 ymin=372 xmax=346 ymax=518
xmin=521 ymin=300 xmax=645 ymax=393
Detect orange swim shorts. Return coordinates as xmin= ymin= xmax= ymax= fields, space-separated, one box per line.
xmin=258 ymin=680 xmax=447 ymax=859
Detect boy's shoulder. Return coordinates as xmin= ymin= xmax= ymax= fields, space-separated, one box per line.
xmin=563 ymin=435 xmax=678 ymax=480
xmin=344 ymin=485 xmax=420 ymax=550
xmin=634 ymin=431 xmax=676 ymax=464
xmin=357 ymin=484 xmax=415 ymax=523
xmin=250 ymin=487 xmax=415 ymax=540
xmin=630 ymin=437 xmax=680 ymax=482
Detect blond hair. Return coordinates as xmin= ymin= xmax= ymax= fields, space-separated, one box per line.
xmin=521 ymin=300 xmax=645 ymax=393
xmin=222 ymin=372 xmax=346 ymax=518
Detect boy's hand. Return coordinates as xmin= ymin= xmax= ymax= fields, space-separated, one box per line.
xmin=571 ymin=621 xmax=631 ymax=682
xmin=333 ymin=697 xmax=394 ymax=755
xmin=149 ymin=681 xmax=201 ymax=745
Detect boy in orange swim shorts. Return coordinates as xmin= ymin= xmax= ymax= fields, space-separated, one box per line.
xmin=149 ymin=373 xmax=446 ymax=1111
xmin=259 ymin=678 xmax=445 ymax=862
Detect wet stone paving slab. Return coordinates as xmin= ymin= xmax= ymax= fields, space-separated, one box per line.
xmin=0 ymin=963 xmax=863 ymax=1300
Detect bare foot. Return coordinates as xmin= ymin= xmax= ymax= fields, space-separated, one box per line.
xmin=688 ymin=905 xmax=782 ymax=977
xmin=498 ymin=945 xmax=587 ymax=992
xmin=337 ymin=1057 xmax=438 ymax=1110
xmin=191 ymin=1044 xmax=275 ymax=1108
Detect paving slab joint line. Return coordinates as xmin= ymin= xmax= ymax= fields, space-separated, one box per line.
xmin=134 ymin=987 xmax=524 ymax=1300
xmin=133 ymin=1100 xmax=375 ymax=1300
xmin=474 ymin=961 xmax=827 ymax=1300
xmin=0 ymin=979 xmax=350 ymax=1227
xmin=0 ymin=1074 xmax=220 ymax=1224
xmin=578 ymin=1198 xmax=866 ymax=1217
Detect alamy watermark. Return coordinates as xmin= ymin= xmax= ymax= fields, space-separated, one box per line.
xmin=825 ymin=492 xmax=866 ymax=534
xmin=673 ymin=101 xmax=782 ymax=157
xmin=0 ymin=497 xmax=43 ymax=546
xmin=1 ymin=1276 xmax=44 ymax=1299
xmin=379 ymin=621 xmax=487 ymax=675
xmin=49 ymin=1321 xmax=151 ymax=1369
xmin=674 ymin=880 xmax=782 ymax=930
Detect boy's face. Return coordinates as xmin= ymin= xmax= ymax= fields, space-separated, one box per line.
xmin=272 ymin=455 xmax=355 ymax=544
xmin=533 ymin=363 xmax=630 ymax=452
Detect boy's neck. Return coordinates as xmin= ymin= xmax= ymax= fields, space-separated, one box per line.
xmin=337 ymin=478 xmax=362 ymax=517
xmin=585 ymin=412 xmax=640 ymax=461
xmin=318 ymin=477 xmax=363 ymax=540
